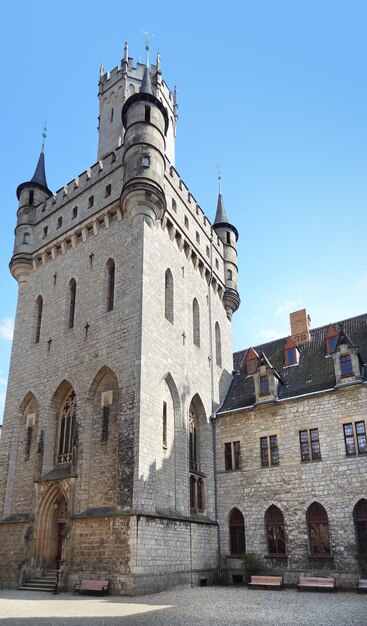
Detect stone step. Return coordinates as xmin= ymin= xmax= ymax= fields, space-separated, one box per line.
xmin=18 ymin=585 xmax=55 ymax=592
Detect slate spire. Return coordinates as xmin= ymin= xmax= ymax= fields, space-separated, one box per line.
xmin=214 ymin=191 xmax=228 ymax=224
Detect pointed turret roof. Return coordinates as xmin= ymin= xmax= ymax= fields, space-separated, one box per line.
xmin=30 ymin=150 xmax=49 ymax=190
xmin=16 ymin=149 xmax=52 ymax=199
xmin=140 ymin=66 xmax=153 ymax=94
xmin=214 ymin=192 xmax=228 ymax=224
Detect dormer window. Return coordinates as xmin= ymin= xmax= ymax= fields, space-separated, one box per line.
xmin=247 ymin=359 xmax=257 ymax=375
xmin=325 ymin=324 xmax=339 ymax=355
xmin=284 ymin=337 xmax=299 ymax=366
xmin=260 ymin=375 xmax=269 ymax=395
xmin=340 ymin=354 xmax=353 ymax=377
xmin=245 ymin=348 xmax=259 ymax=375
xmin=286 ymin=348 xmax=297 ymax=365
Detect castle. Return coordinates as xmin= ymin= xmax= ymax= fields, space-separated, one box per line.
xmin=0 ymin=43 xmax=365 ymax=594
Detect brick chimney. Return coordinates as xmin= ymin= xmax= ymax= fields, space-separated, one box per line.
xmin=290 ymin=309 xmax=311 ymax=345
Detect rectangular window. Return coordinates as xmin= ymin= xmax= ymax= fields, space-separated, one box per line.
xmin=286 ymin=347 xmax=296 ymax=365
xmin=184 ymin=216 xmax=189 ymax=228
xmin=72 ymin=206 xmax=78 ymax=219
xmin=260 ymin=375 xmax=269 ymax=395
xmin=196 ymin=231 xmax=200 ymax=244
xmin=141 ymin=155 xmax=150 ymax=168
xmin=344 ymin=423 xmax=356 ymax=455
xmin=340 ymin=354 xmax=353 ymax=376
xmin=356 ymin=421 xmax=367 ymax=454
xmin=300 ymin=428 xmax=321 ymax=461
xmin=42 ymin=226 xmax=48 ymax=238
xmin=344 ymin=421 xmax=367 ymax=456
xmin=105 ymin=184 xmax=111 ymax=197
xmin=145 ymin=106 xmax=151 ymax=122
xmin=233 ymin=441 xmax=241 ymax=469
xmin=57 ymin=216 xmax=62 ymax=229
xmin=261 ymin=435 xmax=279 ymax=467
xmin=224 ymin=441 xmax=241 ymax=471
xmin=88 ymin=195 xmax=94 ymax=208
xmin=224 ymin=442 xmax=232 ymax=470
xmin=101 ymin=405 xmax=109 ymax=443
xmin=29 ymin=190 xmax=34 ymax=205
xmin=162 ymin=401 xmax=167 ymax=449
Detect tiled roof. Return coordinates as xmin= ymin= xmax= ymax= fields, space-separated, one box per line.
xmin=220 ymin=313 xmax=367 ymax=413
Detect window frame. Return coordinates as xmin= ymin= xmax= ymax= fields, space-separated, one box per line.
xmin=340 ymin=353 xmax=353 ymax=377
xmin=260 ymin=435 xmax=279 ymax=467
xmin=299 ymin=428 xmax=321 ymax=462
xmin=260 ymin=375 xmax=270 ymax=395
xmin=343 ymin=421 xmax=367 ymax=456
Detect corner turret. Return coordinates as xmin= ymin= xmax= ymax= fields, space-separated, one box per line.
xmin=120 ymin=48 xmax=168 ymax=227
xmin=10 ymin=145 xmax=52 ymax=285
xmin=213 ymin=188 xmax=240 ymax=319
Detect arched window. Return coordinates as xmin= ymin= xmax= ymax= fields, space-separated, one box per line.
xmin=215 ymin=322 xmax=222 ymax=367
xmin=229 ymin=508 xmax=245 ymax=555
xmin=306 ymin=502 xmax=331 ymax=555
xmin=57 ymin=389 xmax=77 ymax=464
xmin=23 ymin=232 xmax=30 ymax=244
xmin=68 ymin=279 xmax=76 ymax=329
xmin=265 ymin=505 xmax=286 ymax=555
xmin=106 ymin=259 xmax=115 ymax=312
xmin=165 ymin=269 xmax=174 ymax=323
xmin=354 ymin=499 xmax=367 ymax=556
xmin=189 ymin=405 xmax=198 ymax=471
xmin=35 ymin=296 xmax=43 ymax=344
xmin=193 ymin=298 xmax=200 ymax=347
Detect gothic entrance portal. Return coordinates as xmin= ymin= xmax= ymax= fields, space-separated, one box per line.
xmin=35 ymin=484 xmax=68 ymax=570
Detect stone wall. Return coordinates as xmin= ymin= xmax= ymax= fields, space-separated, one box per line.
xmin=216 ymin=383 xmax=367 ymax=587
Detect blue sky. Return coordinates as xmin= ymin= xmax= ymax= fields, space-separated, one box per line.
xmin=0 ymin=0 xmax=366 ymax=421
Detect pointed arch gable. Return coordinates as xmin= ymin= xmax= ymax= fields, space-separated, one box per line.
xmin=88 ymin=365 xmax=120 ymax=399
xmin=160 ymin=372 xmax=180 ymax=416
xmin=18 ymin=391 xmax=39 ymax=416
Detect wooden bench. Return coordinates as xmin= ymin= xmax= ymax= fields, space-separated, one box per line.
xmin=357 ymin=579 xmax=367 ymax=593
xmin=73 ymin=579 xmax=109 ymax=595
xmin=297 ymin=576 xmax=335 ymax=591
xmin=248 ymin=575 xmax=284 ymax=589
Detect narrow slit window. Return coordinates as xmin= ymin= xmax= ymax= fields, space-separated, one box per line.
xmin=105 ymin=184 xmax=111 ymax=197
xmin=162 ymin=401 xmax=167 ymax=449
xmin=106 ymin=259 xmax=115 ymax=312
xmin=145 ymin=106 xmax=151 ymax=122
xmin=35 ymin=296 xmax=43 ymax=344
xmin=68 ymin=279 xmax=76 ymax=329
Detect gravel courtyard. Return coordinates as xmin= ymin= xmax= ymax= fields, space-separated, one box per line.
xmin=0 ymin=585 xmax=365 ymax=626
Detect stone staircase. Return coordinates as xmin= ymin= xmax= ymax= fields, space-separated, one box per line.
xmin=19 ymin=569 xmax=58 ymax=593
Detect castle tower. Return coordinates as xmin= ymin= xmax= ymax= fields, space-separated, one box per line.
xmin=10 ymin=146 xmax=52 ymax=284
xmin=0 ymin=44 xmax=239 ymax=595
xmin=213 ymin=187 xmax=240 ymax=319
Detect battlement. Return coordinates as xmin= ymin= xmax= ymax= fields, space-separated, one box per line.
xmin=37 ymin=148 xmax=123 ymax=219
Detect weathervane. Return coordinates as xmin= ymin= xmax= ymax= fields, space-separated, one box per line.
xmin=41 ymin=120 xmax=47 ymax=152
xmin=216 ymin=163 xmax=223 ymax=194
xmin=143 ymin=31 xmax=153 ymax=67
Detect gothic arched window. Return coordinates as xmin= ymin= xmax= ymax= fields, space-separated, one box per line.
xmin=165 ymin=269 xmax=174 ymax=323
xmin=354 ymin=499 xmax=367 ymax=556
xmin=306 ymin=502 xmax=331 ymax=555
xmin=215 ymin=322 xmax=222 ymax=367
xmin=57 ymin=389 xmax=77 ymax=464
xmin=229 ymin=508 xmax=245 ymax=555
xmin=265 ymin=505 xmax=286 ymax=555
xmin=193 ymin=298 xmax=200 ymax=347
xmin=106 ymin=259 xmax=115 ymax=312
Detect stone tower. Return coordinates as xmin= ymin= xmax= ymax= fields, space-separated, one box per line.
xmin=0 ymin=44 xmax=239 ymax=594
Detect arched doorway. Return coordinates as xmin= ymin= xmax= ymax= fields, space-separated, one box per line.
xmin=35 ymin=485 xmax=68 ymax=570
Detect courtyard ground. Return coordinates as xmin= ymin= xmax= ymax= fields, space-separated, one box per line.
xmin=0 ymin=585 xmax=365 ymax=625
